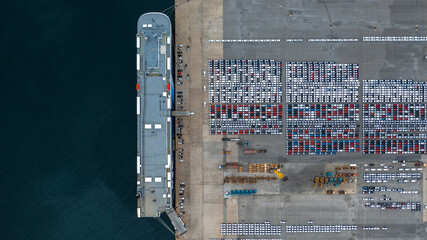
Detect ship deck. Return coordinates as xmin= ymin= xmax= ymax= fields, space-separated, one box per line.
xmin=136 ymin=13 xmax=173 ymax=218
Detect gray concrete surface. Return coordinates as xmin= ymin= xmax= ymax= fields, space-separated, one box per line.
xmin=175 ymin=0 xmax=427 ymax=239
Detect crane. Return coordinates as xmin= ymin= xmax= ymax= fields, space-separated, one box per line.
xmin=324 ymin=177 xmax=329 ymax=188
xmin=320 ymin=177 xmax=325 ymax=188
xmin=326 ymin=177 xmax=333 ymax=187
xmin=314 ymin=177 xmax=319 ymax=189
xmin=340 ymin=177 xmax=348 ymax=186
xmin=335 ymin=177 xmax=342 ymax=187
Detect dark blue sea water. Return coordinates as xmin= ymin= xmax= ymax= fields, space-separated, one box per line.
xmin=0 ymin=1 xmax=174 ymax=239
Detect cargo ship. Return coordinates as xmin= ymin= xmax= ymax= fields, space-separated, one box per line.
xmin=136 ymin=12 xmax=186 ymax=235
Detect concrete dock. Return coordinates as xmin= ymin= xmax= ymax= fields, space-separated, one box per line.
xmin=174 ymin=0 xmax=427 ymax=239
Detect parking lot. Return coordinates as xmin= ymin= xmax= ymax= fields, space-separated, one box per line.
xmin=363 ymin=80 xmax=427 ymax=103
xmin=355 ymin=161 xmax=425 ymax=239
xmin=208 ymin=59 xmax=282 ymax=104
xmin=175 ymin=0 xmax=427 ymax=239
xmin=209 ymin=104 xmax=283 ymax=135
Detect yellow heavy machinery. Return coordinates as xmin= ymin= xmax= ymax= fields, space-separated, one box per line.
xmin=274 ymin=170 xmax=283 ymax=179
xmin=340 ymin=177 xmax=348 ymax=186
xmin=323 ymin=177 xmax=329 ymax=188
xmin=222 ymin=151 xmax=231 ymax=154
xmin=314 ymin=177 xmax=319 ymax=189
xmin=320 ymin=177 xmax=325 ymax=188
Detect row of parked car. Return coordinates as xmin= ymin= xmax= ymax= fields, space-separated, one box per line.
xmin=175 ymin=43 xmax=189 ymax=218
xmin=362 ymin=226 xmax=387 ymax=231
xmin=362 ymin=186 xmax=406 ymax=194
xmin=363 ymin=172 xmax=421 ymax=182
xmin=176 ymin=44 xmax=190 ymax=86
xmin=175 ymin=50 xmax=187 ymax=218
xmin=365 ymin=201 xmax=421 ymax=211
xmin=287 ymin=128 xmax=359 ymax=139
xmin=221 ymin=222 xmax=281 ymax=236
xmin=175 ymin=116 xmax=184 ymax=164
xmin=363 ymin=197 xmax=392 ymax=201
xmin=178 ymin=182 xmax=185 ymax=215
xmin=285 ymin=225 xmax=357 ymax=233
xmin=363 ymin=131 xmax=427 ymax=139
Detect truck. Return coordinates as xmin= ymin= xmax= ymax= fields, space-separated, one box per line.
xmin=338 ymin=190 xmax=346 ymax=194
xmin=222 ymin=138 xmax=241 ymax=142
xmin=257 ymin=149 xmax=267 ymax=153
xmin=415 ymin=161 xmax=426 ymax=167
xmin=219 ymin=162 xmax=239 ymax=169
xmin=239 ymin=141 xmax=250 ymax=147
xmin=327 ymin=190 xmax=335 ymax=194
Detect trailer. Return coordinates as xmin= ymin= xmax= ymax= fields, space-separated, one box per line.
xmin=243 ymin=149 xmax=257 ymax=154
xmin=219 ymin=162 xmax=239 ymax=169
xmin=222 ymin=138 xmax=241 ymax=142
xmin=243 ymin=149 xmax=267 ymax=154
